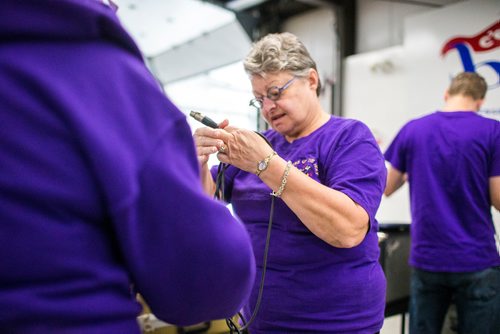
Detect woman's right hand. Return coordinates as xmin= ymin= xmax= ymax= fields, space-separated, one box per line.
xmin=192 ymin=120 xmax=230 ymax=196
xmin=192 ymin=119 xmax=229 ymax=167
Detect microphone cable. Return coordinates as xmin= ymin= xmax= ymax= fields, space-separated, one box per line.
xmin=188 ymin=111 xmax=275 ymax=333
xmin=214 ymin=133 xmax=275 ymax=334
xmin=224 ymin=194 xmax=275 ymax=334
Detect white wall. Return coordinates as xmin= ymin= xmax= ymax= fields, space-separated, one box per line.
xmin=343 ymin=45 xmax=412 ymax=222
xmin=283 ymin=7 xmax=337 ymax=114
xmin=405 ymin=0 xmax=500 ymax=119
xmin=356 ymin=0 xmax=449 ymax=53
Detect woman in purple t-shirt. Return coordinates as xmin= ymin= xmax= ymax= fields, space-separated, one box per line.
xmin=194 ymin=32 xmax=387 ymax=333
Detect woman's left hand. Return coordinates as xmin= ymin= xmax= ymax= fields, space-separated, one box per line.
xmin=216 ymin=126 xmax=274 ymax=175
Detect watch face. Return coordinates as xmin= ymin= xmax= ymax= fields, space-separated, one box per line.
xmin=258 ymin=160 xmax=267 ymax=171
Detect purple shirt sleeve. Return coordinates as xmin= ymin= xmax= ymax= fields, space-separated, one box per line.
xmin=384 ymin=124 xmax=409 ymax=173
xmin=324 ymin=121 xmax=387 ymax=225
xmin=112 ymin=117 xmax=255 ymax=325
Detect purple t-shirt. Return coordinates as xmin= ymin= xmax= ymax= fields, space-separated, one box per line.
xmin=0 ymin=1 xmax=255 ymax=332
xmin=384 ymin=111 xmax=500 ymax=272
xmin=212 ymin=117 xmax=387 ymax=333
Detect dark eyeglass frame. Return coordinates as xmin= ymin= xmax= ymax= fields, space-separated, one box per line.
xmin=249 ymin=77 xmax=297 ymax=110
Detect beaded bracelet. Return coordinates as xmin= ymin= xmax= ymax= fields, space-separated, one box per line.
xmin=271 ymin=160 xmax=292 ymax=197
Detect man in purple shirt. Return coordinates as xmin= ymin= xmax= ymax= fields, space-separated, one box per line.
xmin=384 ymin=72 xmax=500 ymax=334
xmin=0 ymin=1 xmax=255 ymax=333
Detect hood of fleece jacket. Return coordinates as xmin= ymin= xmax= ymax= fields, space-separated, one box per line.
xmin=0 ymin=0 xmax=143 ymax=60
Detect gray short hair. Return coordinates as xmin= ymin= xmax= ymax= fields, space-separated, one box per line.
xmin=243 ymin=32 xmax=321 ymax=96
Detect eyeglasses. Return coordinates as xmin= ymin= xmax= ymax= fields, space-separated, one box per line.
xmin=249 ymin=77 xmax=297 ymax=110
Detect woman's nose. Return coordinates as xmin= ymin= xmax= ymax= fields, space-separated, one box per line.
xmin=262 ymin=97 xmax=276 ymax=111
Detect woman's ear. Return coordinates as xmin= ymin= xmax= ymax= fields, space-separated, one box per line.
xmin=308 ymin=68 xmax=319 ymax=93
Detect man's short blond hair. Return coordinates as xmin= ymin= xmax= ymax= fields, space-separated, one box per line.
xmin=448 ymin=72 xmax=487 ymax=100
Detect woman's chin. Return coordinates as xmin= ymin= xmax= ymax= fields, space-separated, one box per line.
xmin=270 ymin=118 xmax=288 ymax=130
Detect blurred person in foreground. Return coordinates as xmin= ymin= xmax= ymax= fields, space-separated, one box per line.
xmin=384 ymin=71 xmax=500 ymax=334
xmin=194 ymin=32 xmax=387 ymax=334
xmin=0 ymin=0 xmax=255 ymax=333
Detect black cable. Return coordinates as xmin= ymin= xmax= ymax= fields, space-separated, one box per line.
xmin=234 ymin=195 xmax=275 ymax=333
xmin=214 ymin=161 xmax=275 ymax=334
xmin=214 ymin=163 xmax=228 ymax=200
xmin=198 ymin=118 xmax=274 ymax=333
xmin=237 ymin=311 xmax=247 ymax=327
xmin=214 ymin=162 xmax=275 ymax=334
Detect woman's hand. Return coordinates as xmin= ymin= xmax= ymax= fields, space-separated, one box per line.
xmin=192 ymin=119 xmax=229 ymax=167
xmin=216 ymin=126 xmax=274 ymax=175
xmin=192 ymin=119 xmax=229 ymax=195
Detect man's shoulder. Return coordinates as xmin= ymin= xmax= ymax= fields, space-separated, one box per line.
xmin=399 ymin=112 xmax=439 ymax=132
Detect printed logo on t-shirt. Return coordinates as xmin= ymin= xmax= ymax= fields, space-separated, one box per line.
xmin=293 ymin=157 xmax=319 ymax=179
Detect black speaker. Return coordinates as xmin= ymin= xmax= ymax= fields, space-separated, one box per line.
xmin=378 ymin=223 xmax=411 ymax=317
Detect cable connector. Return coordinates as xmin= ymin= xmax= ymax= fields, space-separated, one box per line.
xmin=189 ymin=110 xmax=218 ymax=129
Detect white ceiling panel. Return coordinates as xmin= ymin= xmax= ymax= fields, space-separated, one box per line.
xmin=114 ymin=0 xmax=236 ymax=57
xmin=149 ymin=20 xmax=251 ymax=84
